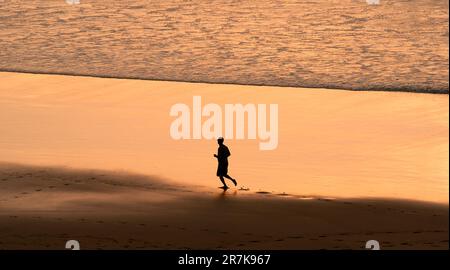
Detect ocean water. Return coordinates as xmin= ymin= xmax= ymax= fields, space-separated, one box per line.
xmin=0 ymin=0 xmax=448 ymax=92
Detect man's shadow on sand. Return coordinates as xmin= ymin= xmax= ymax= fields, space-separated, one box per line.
xmin=217 ymin=189 xmax=237 ymax=200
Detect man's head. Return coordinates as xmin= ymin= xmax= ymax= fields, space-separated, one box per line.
xmin=217 ymin=137 xmax=224 ymax=145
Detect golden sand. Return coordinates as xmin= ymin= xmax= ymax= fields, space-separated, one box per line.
xmin=0 ymin=72 xmax=448 ymax=203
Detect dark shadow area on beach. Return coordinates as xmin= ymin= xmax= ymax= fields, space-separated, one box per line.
xmin=0 ymin=163 xmax=448 ymax=250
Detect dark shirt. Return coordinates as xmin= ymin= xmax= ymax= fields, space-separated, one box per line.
xmin=217 ymin=145 xmax=231 ymax=163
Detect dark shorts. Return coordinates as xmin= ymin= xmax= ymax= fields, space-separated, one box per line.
xmin=216 ymin=161 xmax=228 ymax=176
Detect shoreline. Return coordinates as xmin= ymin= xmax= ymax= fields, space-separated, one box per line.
xmin=1 ymin=70 xmax=448 ymax=94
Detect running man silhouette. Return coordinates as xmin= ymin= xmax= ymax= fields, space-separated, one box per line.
xmin=214 ymin=137 xmax=237 ymax=189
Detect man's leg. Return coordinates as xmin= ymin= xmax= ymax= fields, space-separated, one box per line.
xmin=224 ymin=174 xmax=237 ymax=186
xmin=219 ymin=176 xmax=228 ymax=188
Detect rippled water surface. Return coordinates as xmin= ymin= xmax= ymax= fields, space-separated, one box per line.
xmin=0 ymin=0 xmax=448 ymax=92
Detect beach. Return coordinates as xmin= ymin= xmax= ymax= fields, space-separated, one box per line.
xmin=0 ymin=72 xmax=448 ymax=249
xmin=0 ymin=72 xmax=448 ymax=203
xmin=0 ymin=163 xmax=448 ymax=250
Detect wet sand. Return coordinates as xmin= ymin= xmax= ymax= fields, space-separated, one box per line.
xmin=0 ymin=72 xmax=448 ymax=249
xmin=0 ymin=0 xmax=448 ymax=92
xmin=0 ymin=72 xmax=448 ymax=204
xmin=0 ymin=163 xmax=448 ymax=250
